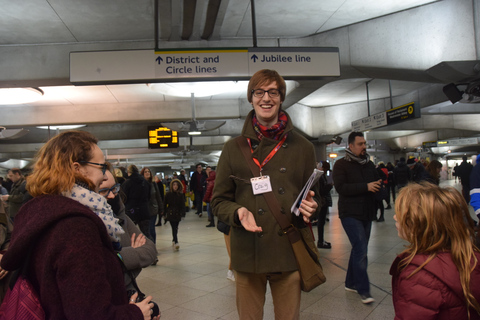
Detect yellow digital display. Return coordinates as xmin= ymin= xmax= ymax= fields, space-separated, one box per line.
xmin=148 ymin=126 xmax=179 ymax=149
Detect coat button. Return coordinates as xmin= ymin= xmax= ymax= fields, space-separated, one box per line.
xmin=257 ymin=232 xmax=264 ymax=238
xmin=258 ymin=208 xmax=265 ymax=215
xmin=278 ymin=229 xmax=284 ymax=236
xmin=278 ymin=188 xmax=285 ymax=195
xmin=282 ymin=143 xmax=288 ymax=148
xmin=281 ymin=207 xmax=286 ymax=214
xmin=280 ymin=168 xmax=287 ymax=173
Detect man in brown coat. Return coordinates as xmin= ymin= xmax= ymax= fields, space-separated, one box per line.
xmin=212 ymin=69 xmax=319 ymax=320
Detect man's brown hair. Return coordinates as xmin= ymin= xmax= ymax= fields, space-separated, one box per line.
xmin=247 ymin=69 xmax=286 ymax=103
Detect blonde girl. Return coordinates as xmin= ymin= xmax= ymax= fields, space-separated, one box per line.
xmin=392 ymin=182 xmax=480 ymax=319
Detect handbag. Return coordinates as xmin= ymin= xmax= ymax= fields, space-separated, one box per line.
xmin=216 ymin=220 xmax=230 ymax=235
xmin=236 ymin=137 xmax=326 ymax=292
xmin=0 ymin=249 xmax=45 ymax=320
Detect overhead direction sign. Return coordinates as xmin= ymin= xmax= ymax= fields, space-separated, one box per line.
xmin=440 ymin=138 xmax=478 ymax=146
xmin=422 ymin=141 xmax=438 ymax=148
xmin=351 ymin=112 xmax=387 ymax=132
xmin=70 ymin=47 xmax=340 ymax=84
xmin=352 ymin=102 xmax=420 ymax=132
xmin=430 ymin=137 xmax=478 ymax=147
xmin=386 ymin=102 xmax=420 ymax=125
xmin=153 ymin=48 xmax=248 ymax=80
xmin=248 ymin=47 xmax=340 ymax=77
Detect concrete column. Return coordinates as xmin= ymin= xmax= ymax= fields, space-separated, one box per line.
xmin=312 ymin=141 xmax=327 ymax=162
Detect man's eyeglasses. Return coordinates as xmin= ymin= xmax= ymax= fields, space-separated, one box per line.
xmin=251 ymin=89 xmax=280 ymax=98
xmin=98 ymin=183 xmax=121 ymax=197
xmin=79 ymin=161 xmax=108 ymax=175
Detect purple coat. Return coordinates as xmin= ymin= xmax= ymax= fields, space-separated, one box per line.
xmin=2 ymin=195 xmax=143 ymax=320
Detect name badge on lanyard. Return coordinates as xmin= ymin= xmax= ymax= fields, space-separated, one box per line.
xmin=251 ymin=175 xmax=272 ymax=195
xmin=246 ymin=134 xmax=288 ymax=196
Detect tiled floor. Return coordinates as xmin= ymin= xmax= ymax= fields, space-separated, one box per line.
xmin=138 ymin=179 xmax=468 ymax=319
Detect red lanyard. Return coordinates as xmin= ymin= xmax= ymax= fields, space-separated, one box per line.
xmin=247 ymin=134 xmax=288 ymax=174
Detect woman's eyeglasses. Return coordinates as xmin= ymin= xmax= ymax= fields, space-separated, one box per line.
xmin=98 ymin=183 xmax=121 ymax=197
xmin=79 ymin=161 xmax=108 ymax=175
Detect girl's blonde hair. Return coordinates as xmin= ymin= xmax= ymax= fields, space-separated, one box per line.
xmin=395 ymin=182 xmax=480 ymax=317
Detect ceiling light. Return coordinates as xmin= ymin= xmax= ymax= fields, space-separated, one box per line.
xmin=187 ymin=122 xmax=202 ymax=135
xmin=0 ymin=87 xmax=44 ymax=105
xmin=36 ymin=125 xmax=87 ymax=130
xmin=0 ymin=159 xmax=30 ymax=169
xmin=148 ymin=81 xmax=248 ymax=98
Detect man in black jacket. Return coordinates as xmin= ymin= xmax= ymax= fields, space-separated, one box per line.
xmin=122 ymin=165 xmax=151 ymax=239
xmin=189 ymin=163 xmax=207 ymax=217
xmin=393 ymin=157 xmax=411 ymax=190
xmin=333 ymin=132 xmax=381 ymax=304
xmin=457 ymin=155 xmax=473 ymax=203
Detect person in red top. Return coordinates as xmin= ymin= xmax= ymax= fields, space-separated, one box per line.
xmin=391 ymin=182 xmax=480 ymax=319
xmin=378 ymin=162 xmax=391 ymax=209
xmin=203 ymin=170 xmax=216 ymax=227
xmin=375 ymin=163 xmax=388 ymax=222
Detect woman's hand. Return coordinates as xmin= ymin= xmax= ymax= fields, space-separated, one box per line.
xmin=237 ymin=207 xmax=262 ymax=233
xmin=129 ymin=292 xmax=159 ymax=320
xmin=299 ymin=191 xmax=319 ymax=224
xmin=131 ymin=233 xmax=146 ymax=248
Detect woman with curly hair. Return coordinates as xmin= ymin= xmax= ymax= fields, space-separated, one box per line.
xmin=391 ymin=182 xmax=480 ymax=319
xmin=1 ymin=130 xmax=156 ymax=319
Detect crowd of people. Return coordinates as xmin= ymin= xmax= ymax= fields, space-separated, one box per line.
xmin=0 ymin=161 xmax=217 ymax=246
xmin=0 ymin=133 xmax=219 ymax=319
xmin=1 ymin=69 xmax=480 ymax=319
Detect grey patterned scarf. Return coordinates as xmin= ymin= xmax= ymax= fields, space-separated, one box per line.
xmin=344 ymin=147 xmax=370 ymax=165
xmin=63 ymin=184 xmax=125 ymax=244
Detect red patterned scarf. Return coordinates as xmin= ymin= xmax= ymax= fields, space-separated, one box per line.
xmin=252 ymin=111 xmax=288 ymax=141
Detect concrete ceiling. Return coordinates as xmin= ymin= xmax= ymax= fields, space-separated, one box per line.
xmin=1 ymin=0 xmax=480 ymax=171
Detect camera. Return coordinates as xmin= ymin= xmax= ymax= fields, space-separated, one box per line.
xmin=127 ymin=289 xmax=160 ymax=319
